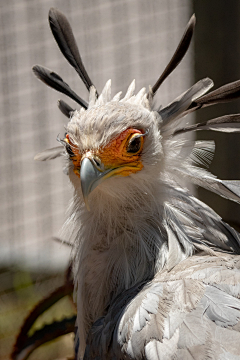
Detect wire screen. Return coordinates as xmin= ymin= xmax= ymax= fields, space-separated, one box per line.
xmin=0 ymin=0 xmax=192 ymax=270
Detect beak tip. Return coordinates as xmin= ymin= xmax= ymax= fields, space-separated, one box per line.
xmin=84 ymin=198 xmax=91 ymax=211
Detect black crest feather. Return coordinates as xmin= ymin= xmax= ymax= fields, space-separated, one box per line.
xmin=58 ymin=99 xmax=75 ymax=118
xmin=32 ymin=65 xmax=88 ymax=109
xmin=151 ymin=14 xmax=196 ymax=96
xmin=49 ymin=8 xmax=96 ymax=94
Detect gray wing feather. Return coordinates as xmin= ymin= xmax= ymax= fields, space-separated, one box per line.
xmin=84 ymin=257 xmax=240 ymax=359
xmin=222 ymin=180 xmax=240 ymax=198
xmin=82 ymin=184 xmax=240 ymax=360
xmin=162 ymin=186 xmax=240 ymax=254
xmin=201 ymin=286 xmax=240 ymax=327
xmin=220 ymin=352 xmax=240 ymax=360
xmin=145 ymin=332 xmax=179 ymax=360
xmin=172 ymin=165 xmax=240 ymax=205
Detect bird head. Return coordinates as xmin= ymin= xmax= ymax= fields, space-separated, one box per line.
xmin=33 ymin=9 xmax=197 ymax=212
xmin=63 ymin=80 xmax=163 ymax=210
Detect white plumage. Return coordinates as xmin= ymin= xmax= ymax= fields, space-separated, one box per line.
xmin=33 ymin=9 xmax=240 ymax=360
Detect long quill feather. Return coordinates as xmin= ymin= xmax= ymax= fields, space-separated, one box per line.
xmin=151 ymin=14 xmax=196 ymax=96
xmin=49 ymin=8 xmax=96 ymax=94
xmin=32 ymin=65 xmax=88 ymax=109
xmin=183 ymin=80 xmax=240 ymax=116
xmin=173 ymin=114 xmax=240 ymax=136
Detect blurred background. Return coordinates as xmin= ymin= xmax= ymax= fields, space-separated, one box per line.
xmin=0 ymin=0 xmax=240 ymax=359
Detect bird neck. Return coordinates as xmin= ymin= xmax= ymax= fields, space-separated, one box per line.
xmin=73 ymin=187 xmax=167 ymax=352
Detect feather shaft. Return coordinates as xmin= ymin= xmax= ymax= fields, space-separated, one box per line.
xmin=173 ymin=114 xmax=240 ymax=136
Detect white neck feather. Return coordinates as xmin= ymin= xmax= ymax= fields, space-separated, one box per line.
xmin=68 ymin=180 xmax=167 ymax=355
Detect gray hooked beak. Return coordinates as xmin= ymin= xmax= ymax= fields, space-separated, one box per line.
xmin=80 ymin=157 xmax=112 ymax=211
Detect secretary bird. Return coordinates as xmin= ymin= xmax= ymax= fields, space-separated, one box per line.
xmin=33 ymin=8 xmax=240 ymax=359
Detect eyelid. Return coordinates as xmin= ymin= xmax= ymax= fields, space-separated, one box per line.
xmin=56 ymin=134 xmax=76 ymax=157
xmin=65 ymin=143 xmax=75 ymax=157
xmin=130 ymin=129 xmax=149 ymax=140
xmin=128 ymin=129 xmax=149 ymax=144
xmin=125 ymin=131 xmax=146 ymax=156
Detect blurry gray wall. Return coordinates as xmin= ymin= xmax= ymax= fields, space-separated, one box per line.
xmin=194 ymin=1 xmax=240 ymax=228
xmin=0 ymin=0 xmax=193 ymax=270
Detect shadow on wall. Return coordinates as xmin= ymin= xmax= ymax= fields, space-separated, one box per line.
xmin=194 ymin=1 xmax=240 ymax=225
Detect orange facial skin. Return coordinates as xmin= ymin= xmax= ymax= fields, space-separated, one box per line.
xmin=65 ymin=129 xmax=144 ymax=178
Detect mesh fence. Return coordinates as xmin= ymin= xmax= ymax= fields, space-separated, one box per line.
xmin=0 ymin=0 xmax=192 ymax=271
xmin=0 ymin=1 xmax=192 ymax=358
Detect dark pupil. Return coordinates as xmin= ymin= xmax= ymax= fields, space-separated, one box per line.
xmin=127 ymin=137 xmax=141 ymax=154
xmin=66 ymin=143 xmax=74 ymax=157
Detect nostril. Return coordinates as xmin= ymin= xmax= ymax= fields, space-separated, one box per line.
xmin=93 ymin=157 xmax=101 ymax=168
xmin=82 ymin=154 xmax=103 ymax=171
xmin=94 ymin=159 xmax=100 ymax=167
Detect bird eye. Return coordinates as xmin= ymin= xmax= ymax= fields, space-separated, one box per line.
xmin=63 ymin=134 xmax=75 ymax=157
xmin=65 ymin=143 xmax=75 ymax=157
xmin=126 ymin=136 xmax=143 ymax=154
